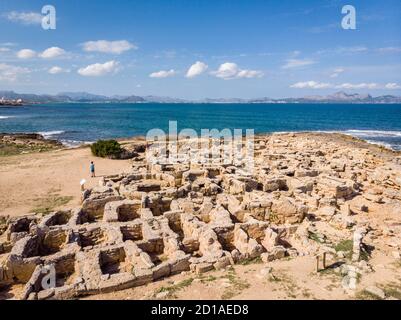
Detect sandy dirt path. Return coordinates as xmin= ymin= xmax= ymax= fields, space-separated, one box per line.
xmin=0 ymin=147 xmax=132 ymax=217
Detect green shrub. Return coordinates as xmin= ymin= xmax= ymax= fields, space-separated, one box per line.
xmin=334 ymin=239 xmax=353 ymax=252
xmin=91 ymin=140 xmax=122 ymax=158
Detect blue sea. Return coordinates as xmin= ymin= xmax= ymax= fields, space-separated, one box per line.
xmin=1 ymin=103 xmax=401 ymax=150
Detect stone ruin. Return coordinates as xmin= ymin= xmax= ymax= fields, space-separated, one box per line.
xmin=1 ymin=133 xmax=401 ymax=299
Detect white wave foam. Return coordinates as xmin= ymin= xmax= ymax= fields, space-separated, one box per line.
xmin=365 ymin=140 xmax=395 ymax=150
xmin=343 ymin=130 xmax=401 ymax=138
xmin=319 ymin=130 xmax=401 ymax=150
xmin=269 ymin=130 xmax=401 ymax=138
xmin=60 ymin=140 xmax=93 ymax=148
xmin=0 ymin=116 xmax=13 ymax=119
xmin=35 ymin=131 xmax=91 ymax=148
xmin=37 ymin=130 xmax=65 ymax=138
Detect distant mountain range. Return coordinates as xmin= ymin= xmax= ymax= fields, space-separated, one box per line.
xmin=1 ymin=90 xmax=401 ymax=104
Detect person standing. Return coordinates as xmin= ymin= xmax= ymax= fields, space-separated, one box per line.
xmin=90 ymin=161 xmax=95 ymax=178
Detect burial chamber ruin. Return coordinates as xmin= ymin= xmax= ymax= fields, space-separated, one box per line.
xmin=1 ymin=133 xmax=401 ymax=299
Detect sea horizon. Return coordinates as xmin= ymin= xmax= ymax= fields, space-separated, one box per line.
xmin=1 ymin=102 xmax=401 ymax=151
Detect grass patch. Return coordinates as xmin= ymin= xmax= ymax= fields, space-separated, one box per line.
xmin=30 ymin=195 xmax=73 ymax=215
xmin=355 ymin=290 xmax=382 ymax=300
xmin=318 ymin=267 xmax=339 ymax=277
xmin=308 ymin=231 xmax=326 ymax=244
xmin=0 ymin=216 xmax=7 ymax=225
xmin=359 ymin=249 xmax=370 ymax=261
xmin=221 ymin=270 xmax=250 ymax=300
xmin=334 ymin=239 xmax=353 ymax=259
xmin=158 ymin=254 xmax=169 ymax=262
xmin=334 ymin=239 xmax=370 ymax=261
xmin=302 ymin=289 xmax=314 ymax=299
xmin=238 ymin=256 xmax=263 ymax=265
xmin=268 ymin=273 xmax=283 ymax=283
xmin=155 ymin=278 xmax=194 ymax=298
xmin=0 ymin=216 xmax=8 ymax=236
xmin=199 ymin=275 xmax=218 ymax=283
xmin=267 ymin=271 xmax=301 ymax=299
xmin=268 ymin=212 xmax=280 ymax=223
xmin=334 ymin=239 xmax=353 ymax=252
xmin=0 ymin=143 xmax=57 ymax=157
xmin=226 ymin=265 xmax=235 ymax=273
xmin=325 ymin=283 xmax=338 ymax=291
xmin=382 ymin=283 xmax=401 ymax=300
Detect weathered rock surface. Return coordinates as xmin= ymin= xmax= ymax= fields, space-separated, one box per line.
xmin=1 ymin=133 xmax=400 ymax=299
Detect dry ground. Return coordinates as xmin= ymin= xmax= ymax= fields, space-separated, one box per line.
xmin=0 ymin=146 xmax=131 ymax=217
xmin=83 ymin=252 xmax=401 ymax=300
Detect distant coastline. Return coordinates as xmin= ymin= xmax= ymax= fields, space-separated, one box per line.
xmin=1 ymin=90 xmax=401 ymax=105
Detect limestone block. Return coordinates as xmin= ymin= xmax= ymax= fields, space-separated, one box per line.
xmin=261 ymin=228 xmax=279 ymax=251
xmin=152 ymin=262 xmax=171 ymax=280
xmin=261 ymin=246 xmax=286 ymax=262
xmin=195 ymin=263 xmax=214 ymax=274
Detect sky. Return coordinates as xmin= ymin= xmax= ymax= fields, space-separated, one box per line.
xmin=0 ymin=0 xmax=400 ymax=99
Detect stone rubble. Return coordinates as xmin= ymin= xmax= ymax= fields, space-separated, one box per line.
xmin=1 ymin=133 xmax=401 ymax=299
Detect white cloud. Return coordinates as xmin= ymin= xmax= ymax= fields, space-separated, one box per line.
xmin=211 ymin=62 xmax=264 ymax=80
xmin=282 ymin=59 xmax=315 ymax=69
xmin=336 ymin=83 xmax=379 ymax=89
xmin=0 ymin=63 xmax=30 ymax=81
xmin=15 ymin=47 xmax=67 ymax=59
xmin=212 ymin=63 xmax=239 ymax=79
xmin=153 ymin=50 xmax=177 ymax=59
xmin=78 ymin=60 xmax=120 ymax=77
xmin=290 ymin=81 xmax=401 ymax=90
xmin=48 ymin=66 xmax=70 ymax=74
xmin=39 ymin=47 xmax=66 ymax=59
xmin=291 ymin=81 xmax=332 ymax=89
xmin=82 ymin=40 xmax=137 ymax=54
xmin=317 ymin=46 xmax=368 ymax=55
xmin=384 ymin=83 xmax=401 ymax=89
xmin=17 ymin=49 xmax=36 ymax=59
xmin=337 ymin=46 xmax=368 ymax=54
xmin=330 ymin=67 xmax=345 ymax=78
xmin=186 ymin=61 xmax=208 ymax=78
xmin=0 ymin=47 xmax=11 ymax=53
xmin=236 ymin=69 xmax=264 ymax=79
xmin=149 ymin=69 xmax=176 ymax=78
xmin=307 ymin=23 xmax=338 ymax=34
xmin=5 ymin=11 xmax=42 ymax=25
xmin=0 ymin=42 xmax=17 ymax=47
xmin=377 ymin=47 xmax=401 ymax=54
xmin=291 ymin=50 xmax=301 ymax=57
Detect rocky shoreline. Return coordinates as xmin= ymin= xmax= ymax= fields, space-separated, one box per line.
xmin=0 ymin=133 xmax=63 ymax=156
xmin=0 ymin=132 xmax=401 ymax=300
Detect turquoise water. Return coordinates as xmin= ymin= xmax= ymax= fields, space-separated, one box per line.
xmin=1 ymin=103 xmax=401 ymax=150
